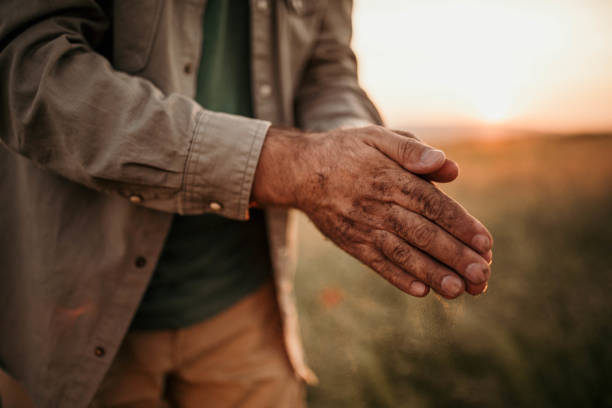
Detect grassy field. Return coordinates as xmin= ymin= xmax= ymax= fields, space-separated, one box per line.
xmin=295 ymin=134 xmax=612 ymax=408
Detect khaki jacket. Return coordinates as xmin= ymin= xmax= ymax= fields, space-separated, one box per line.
xmin=0 ymin=0 xmax=381 ymax=406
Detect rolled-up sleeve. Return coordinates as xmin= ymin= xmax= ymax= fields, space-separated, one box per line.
xmin=180 ymin=111 xmax=269 ymax=219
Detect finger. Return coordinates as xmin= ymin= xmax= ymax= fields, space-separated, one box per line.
xmin=311 ymin=214 xmax=431 ymax=297
xmin=466 ymin=281 xmax=488 ymax=296
xmin=349 ymin=243 xmax=430 ymax=297
xmin=374 ymin=231 xmax=465 ymax=299
xmin=363 ymin=126 xmax=447 ymax=174
xmin=395 ymin=175 xmax=494 ymax=255
xmin=377 ymin=203 xmax=490 ymax=285
xmin=390 ymin=129 xmax=421 ymax=141
xmin=426 ymin=159 xmax=459 ymax=183
xmin=390 ymin=129 xmax=459 ymax=183
xmin=484 ymin=249 xmax=493 ymax=263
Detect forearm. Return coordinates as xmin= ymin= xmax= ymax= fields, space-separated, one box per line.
xmin=251 ymin=127 xmax=311 ymax=208
xmin=0 ymin=0 xmax=269 ymax=219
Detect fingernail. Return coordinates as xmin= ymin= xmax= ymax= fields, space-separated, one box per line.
xmin=482 ymin=282 xmax=489 ymax=294
xmin=484 ymin=249 xmax=493 ymax=264
xmin=420 ymin=149 xmax=445 ymax=167
xmin=472 ymin=234 xmax=491 ymax=253
xmin=441 ymin=275 xmax=463 ymax=296
xmin=465 ymin=263 xmax=488 ymax=284
xmin=410 ymin=281 xmax=428 ymax=297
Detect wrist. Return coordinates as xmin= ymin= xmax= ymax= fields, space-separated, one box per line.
xmin=251 ymin=126 xmax=315 ymax=208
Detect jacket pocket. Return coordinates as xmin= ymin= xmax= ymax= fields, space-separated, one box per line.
xmin=112 ymin=0 xmax=163 ymax=73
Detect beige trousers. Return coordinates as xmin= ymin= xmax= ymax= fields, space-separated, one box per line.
xmin=91 ymin=282 xmax=303 ymax=408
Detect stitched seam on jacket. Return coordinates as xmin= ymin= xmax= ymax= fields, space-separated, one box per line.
xmin=187 ymin=111 xmax=211 ymax=213
xmin=131 ymin=0 xmax=165 ymax=72
xmin=179 ymin=109 xmax=205 ymax=213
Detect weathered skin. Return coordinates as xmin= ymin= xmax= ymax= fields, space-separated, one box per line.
xmin=253 ymin=125 xmax=493 ymax=299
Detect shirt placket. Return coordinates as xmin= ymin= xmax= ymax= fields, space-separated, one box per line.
xmin=250 ymin=0 xmax=280 ymax=123
xmin=182 ymin=0 xmax=208 ymax=97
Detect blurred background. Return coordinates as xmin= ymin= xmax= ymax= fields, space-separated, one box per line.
xmin=298 ymin=1 xmax=612 ymax=407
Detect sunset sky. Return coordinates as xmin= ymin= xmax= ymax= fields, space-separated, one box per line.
xmin=352 ymin=0 xmax=612 ymax=133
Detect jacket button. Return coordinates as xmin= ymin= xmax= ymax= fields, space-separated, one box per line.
xmin=94 ymin=347 xmax=105 ymax=357
xmin=209 ymin=201 xmax=222 ymax=211
xmin=256 ymin=0 xmax=268 ymax=11
xmin=135 ymin=256 xmax=147 ymax=268
xmin=259 ymin=84 xmax=272 ymax=97
xmin=129 ymin=194 xmax=143 ymax=204
xmin=291 ymin=0 xmax=304 ymax=13
xmin=184 ymin=63 xmax=193 ymax=74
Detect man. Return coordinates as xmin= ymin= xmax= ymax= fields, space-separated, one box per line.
xmin=0 ymin=0 xmax=493 ymax=407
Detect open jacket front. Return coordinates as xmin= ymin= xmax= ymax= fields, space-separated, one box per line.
xmin=0 ymin=0 xmax=381 ymax=406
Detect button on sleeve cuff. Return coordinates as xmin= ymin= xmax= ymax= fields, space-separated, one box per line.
xmin=179 ymin=109 xmax=271 ymax=220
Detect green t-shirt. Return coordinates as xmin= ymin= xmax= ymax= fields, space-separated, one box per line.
xmin=131 ymin=0 xmax=273 ymax=330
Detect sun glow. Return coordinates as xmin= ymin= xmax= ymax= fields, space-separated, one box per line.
xmin=352 ymin=0 xmax=612 ymax=133
xmin=474 ymin=102 xmax=511 ymax=124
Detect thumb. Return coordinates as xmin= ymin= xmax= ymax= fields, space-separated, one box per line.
xmin=364 ymin=126 xmax=446 ymax=174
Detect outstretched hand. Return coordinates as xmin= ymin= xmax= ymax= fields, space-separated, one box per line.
xmin=253 ymin=125 xmax=493 ymax=298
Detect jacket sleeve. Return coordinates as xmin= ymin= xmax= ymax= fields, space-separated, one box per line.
xmin=294 ymin=0 xmax=383 ymax=131
xmin=0 ymin=0 xmax=268 ymax=220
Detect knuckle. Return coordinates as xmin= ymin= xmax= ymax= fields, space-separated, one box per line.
xmin=352 ymin=197 xmax=379 ymax=216
xmin=369 ymin=257 xmax=387 ymax=273
xmin=411 ymin=223 xmax=437 ymax=249
xmin=384 ymin=213 xmax=409 ymax=238
xmin=370 ymin=179 xmax=393 ymax=197
xmin=390 ymin=245 xmax=412 ymax=266
xmin=396 ymin=140 xmax=419 ymax=165
xmin=400 ymin=183 xmax=418 ymax=198
xmin=439 ymin=200 xmax=461 ymax=230
xmin=422 ymin=191 xmax=444 ymax=220
xmin=350 ymin=243 xmax=376 ymax=263
xmin=372 ymin=230 xmax=391 ymax=250
xmin=326 ymin=215 xmax=363 ymax=247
